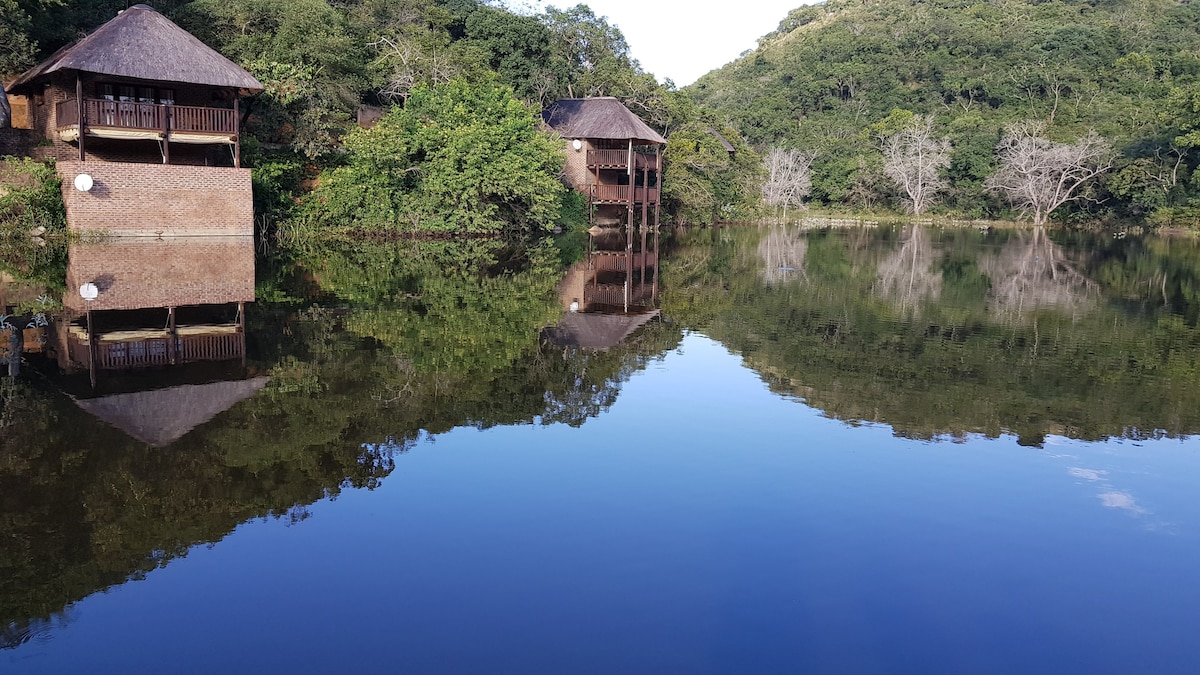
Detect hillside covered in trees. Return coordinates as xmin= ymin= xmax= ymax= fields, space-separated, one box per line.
xmin=1 ymin=0 xmax=757 ymax=233
xmin=691 ymin=0 xmax=1200 ymax=225
xmin=7 ymin=0 xmax=1200 ymax=227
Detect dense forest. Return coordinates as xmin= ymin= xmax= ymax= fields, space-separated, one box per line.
xmin=691 ymin=0 xmax=1200 ymax=225
xmin=6 ymin=0 xmax=1200 ymax=231
xmin=0 ymin=0 xmax=757 ymax=233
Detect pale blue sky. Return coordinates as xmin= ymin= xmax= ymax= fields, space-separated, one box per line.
xmin=508 ymin=1 xmax=816 ymax=86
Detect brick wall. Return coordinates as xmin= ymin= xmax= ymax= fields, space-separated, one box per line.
xmin=58 ymin=160 xmax=254 ymax=236
xmin=562 ymin=138 xmax=591 ymax=192
xmin=63 ymin=236 xmax=255 ymax=312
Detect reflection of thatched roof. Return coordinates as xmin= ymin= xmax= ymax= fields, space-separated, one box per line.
xmin=75 ymin=376 xmax=269 ymax=446
xmin=544 ymin=311 xmax=660 ymax=350
xmin=543 ymin=98 xmax=666 ymax=145
xmin=7 ymin=5 xmax=263 ymax=95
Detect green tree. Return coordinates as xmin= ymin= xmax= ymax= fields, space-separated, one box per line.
xmin=303 ymin=78 xmax=565 ymax=234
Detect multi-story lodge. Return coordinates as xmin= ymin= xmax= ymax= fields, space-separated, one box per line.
xmin=542 ymin=97 xmax=666 ymax=230
xmin=4 ymin=4 xmax=262 ymax=236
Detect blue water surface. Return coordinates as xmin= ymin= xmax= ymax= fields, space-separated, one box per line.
xmin=6 ymin=333 xmax=1199 ymax=674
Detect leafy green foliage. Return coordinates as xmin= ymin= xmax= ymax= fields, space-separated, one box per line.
xmin=300 ymin=78 xmax=565 ymax=234
xmin=690 ymin=0 xmax=1200 ymax=223
xmin=0 ymin=158 xmax=67 ymax=292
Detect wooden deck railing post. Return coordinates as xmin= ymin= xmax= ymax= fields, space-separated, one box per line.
xmin=162 ymin=104 xmax=170 ymax=164
xmin=234 ymin=98 xmax=241 ymax=168
xmin=76 ymin=77 xmax=86 ymax=161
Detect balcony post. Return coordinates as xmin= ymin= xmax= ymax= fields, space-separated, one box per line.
xmin=233 ymin=98 xmax=241 ymax=168
xmin=654 ymin=145 xmax=662 ymax=230
xmin=76 ymin=76 xmax=85 ymax=161
xmin=161 ymin=103 xmax=170 ymax=164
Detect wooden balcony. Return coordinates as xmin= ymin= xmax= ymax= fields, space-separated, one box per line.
xmin=584 ymin=282 xmax=655 ymax=307
xmin=591 ymin=185 xmax=660 ymax=205
xmin=68 ymin=324 xmax=244 ymax=371
xmin=56 ymin=98 xmax=238 ymax=143
xmin=589 ymin=250 xmax=658 ymax=273
xmin=587 ymin=149 xmax=659 ymax=170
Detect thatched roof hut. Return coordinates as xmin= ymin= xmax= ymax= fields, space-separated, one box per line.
xmin=542 ymin=98 xmax=666 ymax=145
xmin=6 ymin=4 xmax=262 ymax=95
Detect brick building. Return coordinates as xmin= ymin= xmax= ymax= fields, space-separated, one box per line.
xmin=4 ymin=4 xmax=262 ymax=236
xmin=542 ymin=98 xmax=666 ymax=229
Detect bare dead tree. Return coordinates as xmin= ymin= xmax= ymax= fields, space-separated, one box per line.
xmin=986 ymin=121 xmax=1113 ymax=225
xmin=761 ymin=147 xmax=815 ymax=222
xmin=978 ymin=227 xmax=1097 ymax=319
xmin=758 ymin=224 xmax=809 ymax=286
xmin=881 ymin=115 xmax=951 ymax=215
xmin=372 ymin=35 xmax=457 ymax=103
xmin=875 ymin=224 xmax=941 ymax=313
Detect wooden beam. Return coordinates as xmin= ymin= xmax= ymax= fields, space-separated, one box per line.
xmin=86 ymin=310 xmax=97 ymax=389
xmin=233 ymin=97 xmax=241 ymax=168
xmin=161 ymin=103 xmax=170 ymax=165
xmin=76 ymin=76 xmax=85 ymax=162
xmin=167 ymin=306 xmax=177 ymax=365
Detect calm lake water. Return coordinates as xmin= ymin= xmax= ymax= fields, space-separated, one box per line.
xmin=3 ymin=224 xmax=1200 ymax=673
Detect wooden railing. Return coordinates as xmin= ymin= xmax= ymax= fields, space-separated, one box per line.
xmin=587 ymin=149 xmax=658 ymax=170
xmin=73 ymin=331 xmax=244 ymax=370
xmin=591 ymin=185 xmax=660 ymax=204
xmin=179 ymin=333 xmax=242 ymax=362
xmin=56 ymin=98 xmax=237 ymax=135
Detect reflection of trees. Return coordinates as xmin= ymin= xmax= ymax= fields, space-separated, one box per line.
xmin=874 ymin=224 xmax=941 ymax=312
xmin=663 ymin=224 xmax=1200 ymax=444
xmin=757 ymin=224 xmax=808 ymax=286
xmin=1 ymin=237 xmax=683 ymax=641
xmin=979 ymin=227 xmax=1096 ymax=318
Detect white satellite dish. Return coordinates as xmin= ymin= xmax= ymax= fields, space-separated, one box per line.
xmin=74 ymin=173 xmax=94 ymax=192
xmin=572 ymin=139 xmax=583 ymax=151
xmin=79 ymin=282 xmax=99 ymax=301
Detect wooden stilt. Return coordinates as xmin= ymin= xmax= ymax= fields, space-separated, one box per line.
xmin=238 ymin=302 xmax=246 ymax=368
xmin=233 ymin=98 xmax=241 ymax=168
xmin=167 ymin=306 xmax=177 ymax=364
xmin=76 ymin=76 xmax=85 ymax=162
xmin=86 ymin=310 xmax=97 ymax=389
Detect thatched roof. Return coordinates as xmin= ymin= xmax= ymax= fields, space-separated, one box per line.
xmin=544 ymin=310 xmax=660 ymax=351
xmin=543 ymin=98 xmax=666 ymax=145
xmin=7 ymin=5 xmax=263 ymax=95
xmin=76 ymin=376 xmax=270 ymax=446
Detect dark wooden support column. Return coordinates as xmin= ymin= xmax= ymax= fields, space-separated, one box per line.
xmin=654 ymin=146 xmax=662 ymax=230
xmin=86 ymin=310 xmax=97 ymax=389
xmin=640 ymin=224 xmax=649 ymax=290
xmin=76 ymin=76 xmax=85 ymax=162
xmin=626 ymin=140 xmax=635 ymax=232
xmin=6 ymin=327 xmax=22 ymax=378
xmin=233 ymin=98 xmax=241 ymax=168
xmin=167 ymin=306 xmax=177 ymax=364
xmin=641 ymin=166 xmax=650 ymax=232
xmin=238 ymin=302 xmax=246 ymax=368
xmin=161 ymin=104 xmax=170 ymax=165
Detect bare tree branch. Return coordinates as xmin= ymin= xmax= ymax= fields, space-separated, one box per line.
xmin=881 ymin=115 xmax=951 ymax=215
xmin=986 ymin=121 xmax=1113 ymax=225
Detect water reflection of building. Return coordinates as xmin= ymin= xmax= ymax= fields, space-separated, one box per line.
xmin=51 ymin=236 xmax=266 ymax=444
xmin=545 ymin=226 xmax=660 ymax=350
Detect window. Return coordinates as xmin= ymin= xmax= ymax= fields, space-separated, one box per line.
xmin=158 ymin=89 xmax=175 ymax=105
xmin=118 ymin=86 xmax=135 ymax=102
xmin=138 ymin=87 xmax=155 ymax=103
xmin=99 ymin=84 xmax=115 ymax=100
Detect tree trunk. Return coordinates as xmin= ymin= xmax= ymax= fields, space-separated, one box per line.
xmin=0 ymin=88 xmax=11 ymax=129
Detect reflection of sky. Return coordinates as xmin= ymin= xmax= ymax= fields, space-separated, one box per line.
xmin=8 ymin=334 xmax=1200 ymax=673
